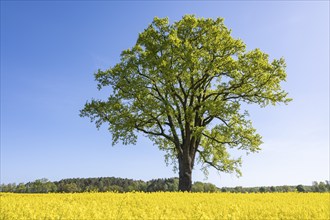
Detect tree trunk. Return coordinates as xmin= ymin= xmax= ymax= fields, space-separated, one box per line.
xmin=178 ymin=154 xmax=193 ymax=191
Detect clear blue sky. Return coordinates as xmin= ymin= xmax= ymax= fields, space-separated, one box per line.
xmin=1 ymin=1 xmax=329 ymax=187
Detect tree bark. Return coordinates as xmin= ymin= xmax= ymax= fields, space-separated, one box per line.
xmin=178 ymin=154 xmax=193 ymax=191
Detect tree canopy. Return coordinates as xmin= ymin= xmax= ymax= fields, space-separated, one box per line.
xmin=80 ymin=15 xmax=291 ymax=191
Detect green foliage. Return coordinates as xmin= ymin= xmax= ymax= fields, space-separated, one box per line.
xmin=296 ymin=185 xmax=306 ymax=193
xmin=0 ymin=183 xmax=16 ymax=192
xmin=192 ymin=182 xmax=204 ymax=192
xmin=16 ymin=183 xmax=27 ymax=193
xmin=1 ymin=178 xmax=329 ymax=193
xmin=62 ymin=183 xmax=80 ymax=193
xmin=81 ymin=15 xmax=291 ymax=179
xmin=312 ymin=181 xmax=329 ymax=192
xmin=25 ymin=179 xmax=57 ymax=193
xmin=203 ymin=182 xmax=218 ymax=192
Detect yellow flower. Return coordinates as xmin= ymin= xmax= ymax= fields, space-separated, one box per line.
xmin=0 ymin=192 xmax=329 ymax=220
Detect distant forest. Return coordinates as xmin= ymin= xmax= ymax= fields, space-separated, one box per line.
xmin=1 ymin=177 xmax=329 ymax=193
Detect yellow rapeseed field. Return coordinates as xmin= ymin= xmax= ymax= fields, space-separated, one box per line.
xmin=1 ymin=192 xmax=329 ymax=219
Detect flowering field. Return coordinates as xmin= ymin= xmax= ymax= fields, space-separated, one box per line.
xmin=1 ymin=192 xmax=329 ymax=219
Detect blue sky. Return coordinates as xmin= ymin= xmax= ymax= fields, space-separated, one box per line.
xmin=1 ymin=1 xmax=329 ymax=187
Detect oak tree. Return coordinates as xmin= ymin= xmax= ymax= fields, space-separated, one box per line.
xmin=80 ymin=15 xmax=291 ymax=191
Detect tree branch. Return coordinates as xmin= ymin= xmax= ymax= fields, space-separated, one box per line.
xmin=196 ymin=149 xmax=223 ymax=171
xmin=202 ymin=132 xmax=237 ymax=146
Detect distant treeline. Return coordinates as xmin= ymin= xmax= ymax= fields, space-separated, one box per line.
xmin=1 ymin=177 xmax=329 ymax=193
